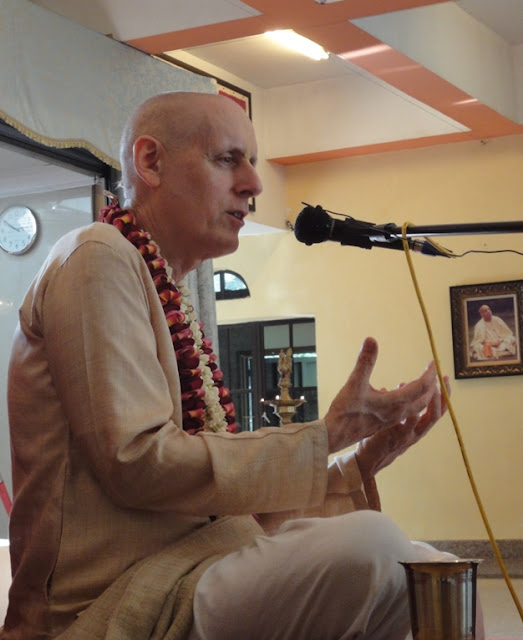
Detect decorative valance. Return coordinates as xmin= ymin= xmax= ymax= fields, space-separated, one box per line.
xmin=0 ymin=0 xmax=215 ymax=168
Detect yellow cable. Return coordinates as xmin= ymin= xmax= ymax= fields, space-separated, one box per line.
xmin=401 ymin=222 xmax=523 ymax=622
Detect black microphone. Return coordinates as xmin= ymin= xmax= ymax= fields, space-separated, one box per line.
xmin=293 ymin=204 xmax=451 ymax=257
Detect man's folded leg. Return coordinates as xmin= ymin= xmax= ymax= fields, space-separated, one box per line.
xmin=188 ymin=510 xmax=421 ymax=640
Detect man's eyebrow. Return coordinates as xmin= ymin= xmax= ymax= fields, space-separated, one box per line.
xmin=219 ymin=147 xmax=258 ymax=165
xmin=229 ymin=147 xmax=248 ymax=157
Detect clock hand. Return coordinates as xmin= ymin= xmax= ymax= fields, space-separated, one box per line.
xmin=4 ymin=221 xmax=21 ymax=232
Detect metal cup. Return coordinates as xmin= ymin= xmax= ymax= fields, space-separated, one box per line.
xmin=400 ymin=559 xmax=482 ymax=640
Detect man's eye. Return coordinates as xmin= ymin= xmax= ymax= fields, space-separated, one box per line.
xmin=218 ymin=155 xmax=236 ymax=166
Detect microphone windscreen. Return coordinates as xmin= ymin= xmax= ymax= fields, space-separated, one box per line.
xmin=294 ymin=205 xmax=331 ymax=245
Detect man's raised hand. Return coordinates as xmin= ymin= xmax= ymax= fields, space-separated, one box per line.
xmin=324 ymin=337 xmax=439 ymax=454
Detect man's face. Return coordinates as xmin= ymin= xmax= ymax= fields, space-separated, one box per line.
xmin=156 ymin=98 xmax=262 ymax=266
xmin=479 ymin=306 xmax=492 ymax=321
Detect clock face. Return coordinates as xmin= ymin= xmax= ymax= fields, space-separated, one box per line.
xmin=0 ymin=206 xmax=38 ymax=255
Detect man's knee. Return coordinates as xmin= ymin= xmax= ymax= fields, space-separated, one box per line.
xmin=337 ymin=510 xmax=416 ymax=561
xmin=327 ymin=511 xmax=414 ymax=586
xmin=281 ymin=510 xmax=415 ymax=570
xmin=277 ymin=511 xmax=413 ymax=637
xmin=276 ymin=510 xmax=415 ymax=602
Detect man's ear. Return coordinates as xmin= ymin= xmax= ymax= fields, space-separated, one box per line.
xmin=133 ymin=135 xmax=163 ymax=188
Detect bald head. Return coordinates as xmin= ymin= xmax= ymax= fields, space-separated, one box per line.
xmin=115 ymin=90 xmax=261 ymax=276
xmin=479 ymin=305 xmax=492 ymax=320
xmin=119 ymin=92 xmax=250 ymax=202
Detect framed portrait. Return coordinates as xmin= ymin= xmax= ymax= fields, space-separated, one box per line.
xmin=450 ymin=280 xmax=523 ymax=379
xmin=157 ymin=54 xmax=255 ymax=212
xmin=216 ymin=81 xmax=251 ymax=119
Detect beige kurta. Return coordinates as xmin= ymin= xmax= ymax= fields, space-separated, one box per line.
xmin=3 ymin=223 xmax=374 ymax=639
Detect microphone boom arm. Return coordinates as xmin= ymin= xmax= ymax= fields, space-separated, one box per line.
xmin=375 ymin=220 xmax=523 ymax=239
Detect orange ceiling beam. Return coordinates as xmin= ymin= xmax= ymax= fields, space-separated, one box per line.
xmin=245 ymin=0 xmax=449 ymax=25
xmin=126 ymin=16 xmax=266 ymax=54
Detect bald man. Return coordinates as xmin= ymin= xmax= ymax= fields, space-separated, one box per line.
xmin=4 ymin=92 xmax=464 ymax=640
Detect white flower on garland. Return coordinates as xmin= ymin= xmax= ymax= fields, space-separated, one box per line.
xmin=175 ymin=282 xmax=228 ymax=433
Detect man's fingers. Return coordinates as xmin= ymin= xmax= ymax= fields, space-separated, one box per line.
xmin=413 ymin=380 xmax=450 ymax=437
xmin=401 ymin=363 xmax=438 ymax=410
xmin=371 ymin=362 xmax=438 ymax=423
xmin=348 ymin=337 xmax=379 ymax=388
xmin=422 ymin=374 xmax=450 ymax=421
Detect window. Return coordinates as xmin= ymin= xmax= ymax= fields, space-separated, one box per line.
xmin=214 ymin=270 xmax=250 ymax=300
xmin=218 ymin=319 xmax=318 ymax=432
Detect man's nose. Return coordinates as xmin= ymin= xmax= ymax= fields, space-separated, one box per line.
xmin=237 ymin=163 xmax=263 ymax=198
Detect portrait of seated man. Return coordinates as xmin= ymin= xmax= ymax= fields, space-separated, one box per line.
xmin=469 ymin=302 xmax=518 ymax=361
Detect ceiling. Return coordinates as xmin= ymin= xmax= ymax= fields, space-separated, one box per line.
xmin=27 ymin=0 xmax=523 ymax=164
xmin=3 ymin=1 xmax=522 ymax=220
xmin=29 ymin=0 xmax=523 ymax=49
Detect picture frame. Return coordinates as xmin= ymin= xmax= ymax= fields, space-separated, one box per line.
xmin=157 ymin=54 xmax=255 ymax=212
xmin=450 ymin=280 xmax=523 ymax=379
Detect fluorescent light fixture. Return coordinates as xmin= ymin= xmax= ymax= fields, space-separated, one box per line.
xmin=265 ymin=30 xmax=329 ymax=61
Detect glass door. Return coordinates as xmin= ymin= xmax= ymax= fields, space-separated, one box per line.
xmin=218 ymin=319 xmax=318 ymax=431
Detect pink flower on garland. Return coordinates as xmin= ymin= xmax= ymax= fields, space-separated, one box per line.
xmin=100 ymin=201 xmax=236 ymax=434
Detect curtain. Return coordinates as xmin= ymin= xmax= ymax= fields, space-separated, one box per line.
xmin=0 ymin=0 xmax=218 ymax=339
xmin=0 ymin=0 xmax=215 ymax=167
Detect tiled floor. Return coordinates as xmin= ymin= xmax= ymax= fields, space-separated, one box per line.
xmin=480 ymin=578 xmax=523 ymax=638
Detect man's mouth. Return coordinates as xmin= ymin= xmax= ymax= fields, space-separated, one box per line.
xmin=228 ymin=211 xmax=245 ymax=221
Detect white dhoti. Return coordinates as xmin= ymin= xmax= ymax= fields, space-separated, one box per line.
xmin=189 ymin=510 xmax=483 ymax=640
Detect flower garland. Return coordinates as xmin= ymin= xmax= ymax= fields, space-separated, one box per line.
xmin=99 ymin=199 xmax=236 ymax=434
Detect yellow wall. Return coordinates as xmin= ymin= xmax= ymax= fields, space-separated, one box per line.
xmin=215 ymin=134 xmax=523 ymax=541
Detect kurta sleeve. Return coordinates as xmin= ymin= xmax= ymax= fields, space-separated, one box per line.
xmin=257 ymin=440 xmax=381 ymax=535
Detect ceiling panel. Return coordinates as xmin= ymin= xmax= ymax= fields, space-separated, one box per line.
xmin=456 ymin=0 xmax=523 ymax=44
xmin=32 ymin=0 xmax=262 ymax=40
xmin=174 ymin=36 xmax=357 ymax=88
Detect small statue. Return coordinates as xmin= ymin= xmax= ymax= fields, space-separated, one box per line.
xmin=262 ymin=347 xmax=305 ymax=426
xmin=278 ymin=347 xmax=293 ymax=388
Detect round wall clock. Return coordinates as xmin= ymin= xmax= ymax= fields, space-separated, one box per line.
xmin=0 ymin=205 xmax=39 ymax=255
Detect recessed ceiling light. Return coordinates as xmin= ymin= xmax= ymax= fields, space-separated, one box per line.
xmin=265 ymin=30 xmax=329 ymax=61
